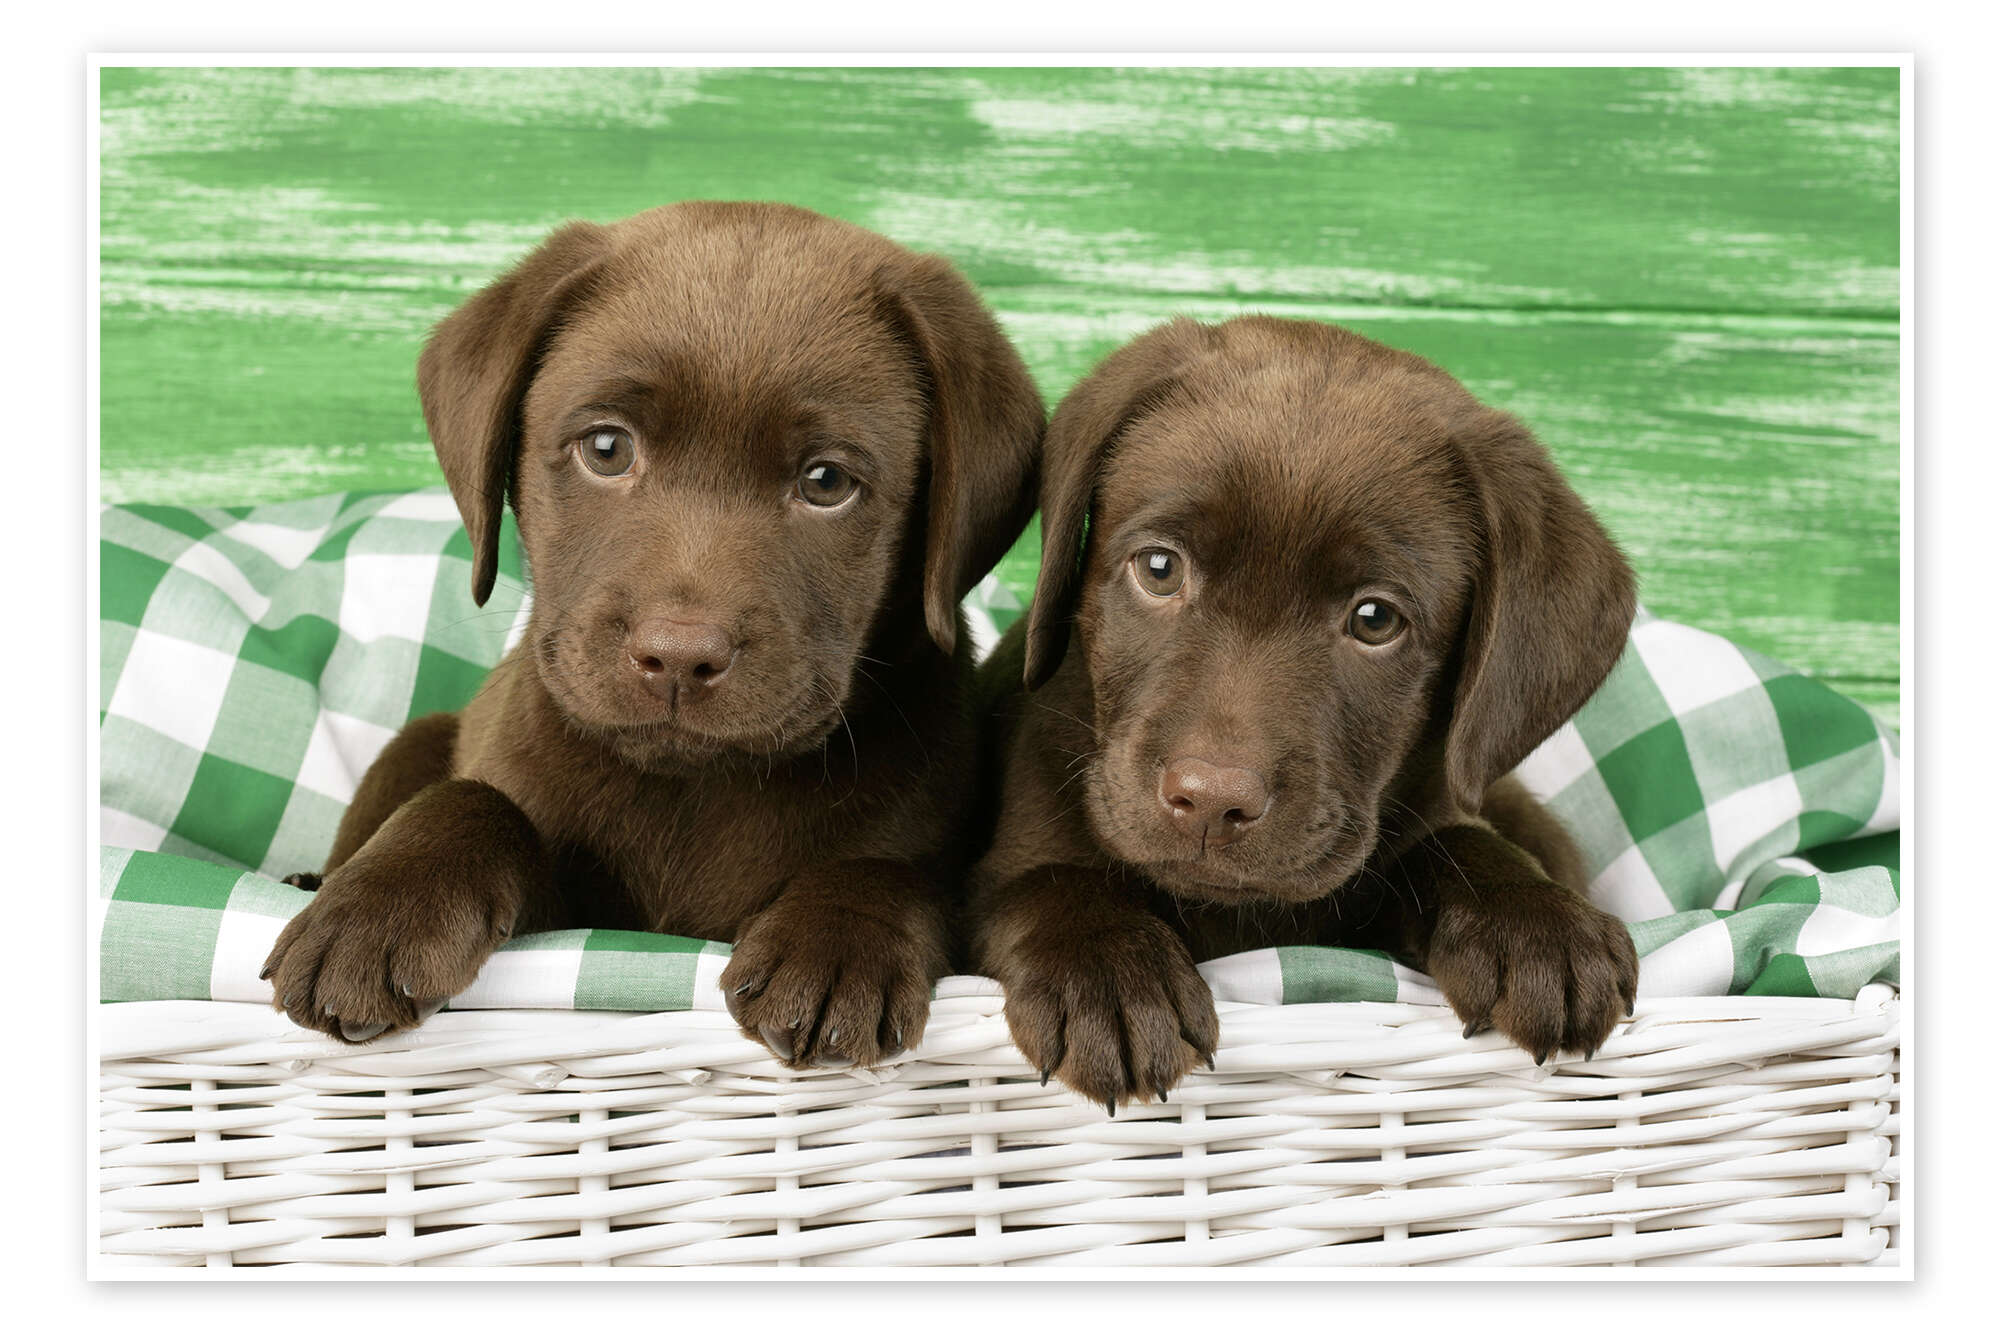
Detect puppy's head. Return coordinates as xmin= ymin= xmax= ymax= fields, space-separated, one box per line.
xmin=417 ymin=203 xmax=1042 ymax=765
xmin=1027 ymin=317 xmax=1633 ymax=904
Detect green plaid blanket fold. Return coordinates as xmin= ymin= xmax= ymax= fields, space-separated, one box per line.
xmin=98 ymin=490 xmax=1900 ymax=1012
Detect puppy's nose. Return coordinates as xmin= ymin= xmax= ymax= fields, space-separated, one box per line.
xmin=626 ymin=618 xmax=738 ymax=696
xmin=1159 ymin=757 xmax=1270 ymax=848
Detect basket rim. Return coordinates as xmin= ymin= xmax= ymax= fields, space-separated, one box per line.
xmin=97 ymin=985 xmax=1898 ymax=1069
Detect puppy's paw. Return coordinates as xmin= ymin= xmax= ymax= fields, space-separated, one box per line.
xmin=721 ymin=894 xmax=944 ymax=1070
xmin=280 ymin=871 xmax=322 ymax=891
xmin=1429 ymin=879 xmax=1638 ymax=1064
xmin=998 ymin=911 xmax=1218 ymax=1112
xmin=260 ymin=859 xmax=513 ymax=1044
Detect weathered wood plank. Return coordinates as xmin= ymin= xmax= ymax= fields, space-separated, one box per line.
xmin=97 ymin=65 xmax=1901 ymax=719
xmin=98 ymin=66 xmax=1899 ymax=315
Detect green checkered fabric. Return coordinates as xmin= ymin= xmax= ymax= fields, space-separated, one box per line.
xmin=97 ymin=490 xmax=1899 ymax=1014
xmin=100 ymin=491 xmax=530 ymax=873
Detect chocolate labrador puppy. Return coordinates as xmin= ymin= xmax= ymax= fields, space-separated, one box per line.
xmin=968 ymin=316 xmax=1639 ymax=1109
xmin=262 ymin=202 xmax=1043 ymax=1068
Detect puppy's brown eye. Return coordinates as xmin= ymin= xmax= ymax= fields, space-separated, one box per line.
xmin=578 ymin=428 xmax=635 ymax=478
xmin=1349 ymin=599 xmax=1405 ymax=645
xmin=798 ymin=461 xmax=859 ymax=508
xmin=1131 ymin=547 xmax=1186 ymax=598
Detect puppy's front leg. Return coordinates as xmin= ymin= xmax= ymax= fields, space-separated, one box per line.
xmin=972 ymin=868 xmax=1219 ymax=1111
xmin=720 ymin=860 xmax=950 ymax=1070
xmin=1377 ymin=824 xmax=1638 ymax=1063
xmin=261 ymin=779 xmax=561 ymax=1043
xmin=282 ymin=711 xmax=461 ymax=890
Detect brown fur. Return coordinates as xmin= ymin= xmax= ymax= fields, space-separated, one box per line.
xmin=968 ymin=316 xmax=1639 ymax=1109
xmin=262 ymin=202 xmax=1044 ymax=1064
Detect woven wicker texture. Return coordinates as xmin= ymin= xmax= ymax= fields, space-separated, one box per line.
xmin=99 ymin=988 xmax=1899 ymax=1268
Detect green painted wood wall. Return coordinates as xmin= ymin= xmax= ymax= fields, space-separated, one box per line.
xmin=98 ymin=65 xmax=1901 ymax=721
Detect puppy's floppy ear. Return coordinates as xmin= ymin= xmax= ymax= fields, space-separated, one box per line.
xmin=417 ymin=221 xmax=613 ymax=606
xmin=1444 ymin=409 xmax=1637 ymax=812
xmin=1024 ymin=318 xmax=1208 ymax=689
xmin=875 ymin=253 xmax=1046 ymax=656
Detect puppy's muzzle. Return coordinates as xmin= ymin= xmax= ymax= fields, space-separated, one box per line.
xmin=626 ymin=616 xmax=740 ymax=701
xmin=1158 ymin=757 xmax=1270 ymax=849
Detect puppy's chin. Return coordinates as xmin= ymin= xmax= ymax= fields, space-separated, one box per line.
xmin=1140 ymin=848 xmax=1369 ymax=906
xmin=1085 ymin=772 xmax=1378 ymax=907
xmin=591 ymin=710 xmax=846 ymax=772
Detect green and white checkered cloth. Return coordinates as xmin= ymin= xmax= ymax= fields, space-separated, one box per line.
xmin=97 ymin=489 xmax=1899 ymax=1014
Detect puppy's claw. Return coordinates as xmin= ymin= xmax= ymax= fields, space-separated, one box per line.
xmin=340 ymin=1021 xmax=388 ymax=1043
xmin=1534 ymin=1047 xmax=1552 ymax=1067
xmin=1039 ymin=1067 xmax=1052 ymax=1087
xmin=1103 ymin=1096 xmax=1118 ymax=1117
xmin=1204 ymin=1055 xmax=1216 ymax=1072
xmin=759 ymin=1022 xmax=795 ymax=1061
xmin=257 ymin=962 xmax=273 ymax=982
xmin=416 ymin=998 xmax=447 ymax=1022
xmin=1463 ymin=1019 xmax=1490 ymax=1040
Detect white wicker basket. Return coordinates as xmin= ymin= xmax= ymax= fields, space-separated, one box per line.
xmin=97 ymin=985 xmax=1900 ymax=1269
